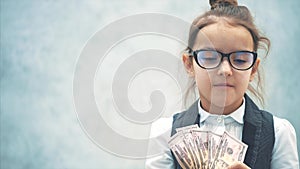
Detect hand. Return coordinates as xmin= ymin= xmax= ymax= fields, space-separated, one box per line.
xmin=227 ymin=162 xmax=251 ymax=169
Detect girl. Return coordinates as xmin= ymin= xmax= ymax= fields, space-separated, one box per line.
xmin=146 ymin=0 xmax=299 ymax=168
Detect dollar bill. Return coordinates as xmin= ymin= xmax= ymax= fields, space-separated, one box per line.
xmin=168 ymin=131 xmax=194 ymax=169
xmin=176 ymin=124 xmax=199 ymax=133
xmin=208 ymin=131 xmax=222 ymax=168
xmin=212 ymin=131 xmax=248 ymax=169
xmin=191 ymin=129 xmax=209 ymax=169
xmin=168 ymin=125 xmax=248 ymax=169
xmin=182 ymin=129 xmax=203 ymax=169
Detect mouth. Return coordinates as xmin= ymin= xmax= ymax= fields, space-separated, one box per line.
xmin=213 ymin=83 xmax=234 ymax=87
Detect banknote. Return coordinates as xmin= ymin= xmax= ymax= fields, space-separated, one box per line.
xmin=191 ymin=129 xmax=209 ymax=169
xmin=176 ymin=124 xmax=203 ymax=168
xmin=168 ymin=131 xmax=194 ymax=169
xmin=176 ymin=124 xmax=199 ymax=133
xmin=208 ymin=132 xmax=222 ymax=168
xmin=182 ymin=129 xmax=203 ymax=169
xmin=212 ymin=132 xmax=248 ymax=169
xmin=168 ymin=125 xmax=248 ymax=169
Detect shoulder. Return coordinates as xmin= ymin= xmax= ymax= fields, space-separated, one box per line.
xmin=149 ymin=106 xmax=194 ymax=138
xmin=273 ymin=116 xmax=297 ymax=137
xmin=257 ymin=110 xmax=297 ymax=140
xmin=271 ymin=116 xmax=299 ymax=168
xmin=150 ymin=117 xmax=173 ymax=138
xmin=172 ymin=110 xmax=188 ymax=122
xmin=172 ymin=100 xmax=199 ymax=128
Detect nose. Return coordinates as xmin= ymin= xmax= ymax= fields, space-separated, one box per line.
xmin=217 ymin=59 xmax=232 ymax=76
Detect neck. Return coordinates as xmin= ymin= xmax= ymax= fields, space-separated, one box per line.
xmin=200 ymin=99 xmax=243 ymax=115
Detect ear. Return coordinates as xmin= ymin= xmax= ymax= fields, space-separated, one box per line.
xmin=182 ymin=53 xmax=195 ymax=77
xmin=250 ymin=58 xmax=260 ymax=81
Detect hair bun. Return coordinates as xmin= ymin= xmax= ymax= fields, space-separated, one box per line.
xmin=209 ymin=0 xmax=238 ymax=9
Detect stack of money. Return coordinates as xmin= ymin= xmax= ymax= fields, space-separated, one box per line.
xmin=168 ymin=124 xmax=248 ymax=169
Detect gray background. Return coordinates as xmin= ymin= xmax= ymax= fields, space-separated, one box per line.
xmin=1 ymin=0 xmax=299 ymax=168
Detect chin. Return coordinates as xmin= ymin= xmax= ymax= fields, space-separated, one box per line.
xmin=210 ymin=95 xmax=235 ymax=108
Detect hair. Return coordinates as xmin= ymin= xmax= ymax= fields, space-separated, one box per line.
xmin=183 ymin=0 xmax=270 ymax=107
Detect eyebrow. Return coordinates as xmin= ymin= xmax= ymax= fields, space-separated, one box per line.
xmin=195 ymin=47 xmax=217 ymax=51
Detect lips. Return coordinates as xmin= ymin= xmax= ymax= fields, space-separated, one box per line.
xmin=213 ymin=83 xmax=234 ymax=87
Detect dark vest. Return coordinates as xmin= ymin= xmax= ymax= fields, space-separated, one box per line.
xmin=171 ymin=95 xmax=275 ymax=169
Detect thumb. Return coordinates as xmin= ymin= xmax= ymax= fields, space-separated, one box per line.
xmin=227 ymin=162 xmax=251 ymax=169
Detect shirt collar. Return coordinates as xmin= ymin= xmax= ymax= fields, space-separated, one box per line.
xmin=198 ymin=97 xmax=245 ymax=124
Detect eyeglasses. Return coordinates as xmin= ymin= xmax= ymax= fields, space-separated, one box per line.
xmin=191 ymin=49 xmax=257 ymax=70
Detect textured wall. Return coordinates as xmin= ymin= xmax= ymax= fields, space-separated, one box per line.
xmin=1 ymin=0 xmax=299 ymax=168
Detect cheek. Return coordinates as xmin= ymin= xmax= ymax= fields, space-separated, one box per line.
xmin=235 ymin=71 xmax=252 ymax=88
xmin=193 ymin=68 xmax=212 ymax=89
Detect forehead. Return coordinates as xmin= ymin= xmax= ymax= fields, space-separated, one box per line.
xmin=193 ymin=21 xmax=254 ymax=53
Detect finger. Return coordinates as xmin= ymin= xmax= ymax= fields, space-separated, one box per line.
xmin=227 ymin=162 xmax=251 ymax=169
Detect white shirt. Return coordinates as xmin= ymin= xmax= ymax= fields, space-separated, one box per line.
xmin=145 ymin=99 xmax=299 ymax=169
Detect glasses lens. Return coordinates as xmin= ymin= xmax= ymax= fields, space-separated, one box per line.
xmin=196 ymin=50 xmax=221 ymax=69
xmin=230 ymin=52 xmax=254 ymax=70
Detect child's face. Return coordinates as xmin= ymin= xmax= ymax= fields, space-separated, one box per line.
xmin=183 ymin=21 xmax=260 ymax=114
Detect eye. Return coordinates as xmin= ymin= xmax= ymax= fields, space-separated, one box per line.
xmin=233 ymin=59 xmax=247 ymax=64
xmin=202 ymin=57 xmax=218 ymax=61
xmin=231 ymin=52 xmax=253 ymax=65
xmin=198 ymin=51 xmax=219 ymax=59
xmin=197 ymin=51 xmax=220 ymax=65
xmin=194 ymin=50 xmax=244 ymax=69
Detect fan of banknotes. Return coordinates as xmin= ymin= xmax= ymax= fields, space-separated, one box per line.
xmin=168 ymin=124 xmax=248 ymax=169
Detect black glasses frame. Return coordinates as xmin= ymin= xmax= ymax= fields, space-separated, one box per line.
xmin=191 ymin=49 xmax=258 ymax=71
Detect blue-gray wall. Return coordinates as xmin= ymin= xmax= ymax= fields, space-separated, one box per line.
xmin=1 ymin=0 xmax=299 ymax=168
